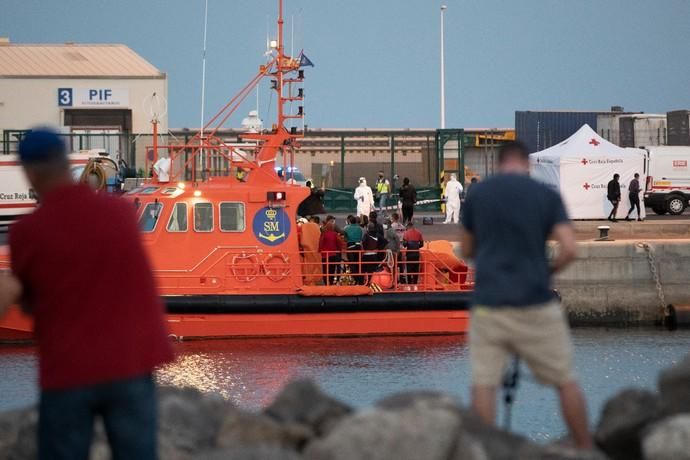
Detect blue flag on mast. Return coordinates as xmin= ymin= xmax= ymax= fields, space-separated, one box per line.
xmin=298 ymin=51 xmax=314 ymax=68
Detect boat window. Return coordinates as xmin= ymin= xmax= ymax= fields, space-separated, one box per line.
xmin=161 ymin=187 xmax=178 ymax=195
xmin=167 ymin=202 xmax=188 ymax=232
xmin=139 ymin=202 xmax=163 ymax=233
xmin=219 ymin=202 xmax=245 ymax=232
xmin=194 ymin=203 xmax=213 ymax=232
xmin=125 ymin=187 xmax=143 ymax=195
xmin=140 ymin=187 xmax=160 ymax=195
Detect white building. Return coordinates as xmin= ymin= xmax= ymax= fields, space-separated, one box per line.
xmin=0 ymin=38 xmax=167 ymax=166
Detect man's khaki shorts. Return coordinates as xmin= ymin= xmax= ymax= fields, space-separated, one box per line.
xmin=470 ymin=301 xmax=575 ymax=387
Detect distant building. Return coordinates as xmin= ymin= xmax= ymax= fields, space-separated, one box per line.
xmin=0 ymin=38 xmax=167 ymax=166
xmin=169 ymin=127 xmax=514 ymax=187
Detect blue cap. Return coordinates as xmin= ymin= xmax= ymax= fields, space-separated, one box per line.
xmin=18 ymin=128 xmax=67 ymax=164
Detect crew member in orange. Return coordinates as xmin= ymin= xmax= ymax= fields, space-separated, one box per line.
xmin=299 ymin=216 xmax=322 ymax=284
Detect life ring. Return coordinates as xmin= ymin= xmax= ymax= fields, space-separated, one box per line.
xmin=263 ymin=253 xmax=291 ymax=282
xmin=231 ymin=253 xmax=260 ymax=282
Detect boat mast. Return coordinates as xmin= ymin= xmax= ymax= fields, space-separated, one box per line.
xmin=199 ymin=0 xmax=210 ymax=181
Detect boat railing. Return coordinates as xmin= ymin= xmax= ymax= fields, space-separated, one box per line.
xmin=153 ymin=246 xmax=474 ymax=294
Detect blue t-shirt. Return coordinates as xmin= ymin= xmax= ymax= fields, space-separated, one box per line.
xmin=461 ymin=173 xmax=569 ymax=307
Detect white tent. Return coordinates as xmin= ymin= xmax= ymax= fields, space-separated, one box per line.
xmin=529 ymin=124 xmax=647 ymax=220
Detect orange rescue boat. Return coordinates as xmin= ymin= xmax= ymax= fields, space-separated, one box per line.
xmin=0 ymin=0 xmax=472 ymax=342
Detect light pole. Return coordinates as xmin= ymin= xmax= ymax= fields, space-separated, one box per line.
xmin=440 ymin=4 xmax=447 ymax=129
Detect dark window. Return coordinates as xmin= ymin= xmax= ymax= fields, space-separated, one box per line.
xmin=139 ymin=202 xmax=163 ymax=232
xmin=220 ymin=203 xmax=245 ymax=232
xmin=167 ymin=202 xmax=188 ymax=232
xmin=194 ymin=203 xmax=213 ymax=232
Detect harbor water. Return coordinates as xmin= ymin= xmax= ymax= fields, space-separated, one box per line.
xmin=1 ymin=328 xmax=689 ymax=442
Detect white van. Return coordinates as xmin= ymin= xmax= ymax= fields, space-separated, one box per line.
xmin=644 ymin=146 xmax=690 ymax=215
xmin=0 ymin=151 xmax=118 ymax=228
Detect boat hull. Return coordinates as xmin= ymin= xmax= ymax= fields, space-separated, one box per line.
xmin=0 ymin=293 xmax=471 ymax=342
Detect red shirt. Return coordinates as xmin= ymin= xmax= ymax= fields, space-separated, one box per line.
xmin=10 ymin=184 xmax=173 ymax=390
xmin=319 ymin=230 xmax=343 ymax=257
xmin=403 ymin=228 xmax=424 ymax=249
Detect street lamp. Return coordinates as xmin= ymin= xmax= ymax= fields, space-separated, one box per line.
xmin=440 ymin=4 xmax=447 ymax=129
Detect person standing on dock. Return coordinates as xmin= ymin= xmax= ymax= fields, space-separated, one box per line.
xmin=461 ymin=141 xmax=592 ymax=449
xmin=398 ymin=177 xmax=417 ymax=224
xmin=354 ymin=177 xmax=375 ymax=219
xmin=7 ymin=128 xmax=174 ymax=460
xmin=607 ymin=173 xmax=621 ymax=222
xmin=625 ymin=173 xmax=643 ymax=222
xmin=442 ymin=173 xmax=463 ymax=224
xmin=375 ymin=170 xmax=391 ymax=216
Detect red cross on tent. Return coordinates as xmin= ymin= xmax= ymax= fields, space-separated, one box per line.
xmin=589 ymin=138 xmax=600 ymax=146
xmin=581 ymin=158 xmax=588 ymax=165
xmin=582 ymin=182 xmax=591 ymax=190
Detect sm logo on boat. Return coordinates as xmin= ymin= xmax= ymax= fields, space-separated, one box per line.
xmin=253 ymin=207 xmax=291 ymax=246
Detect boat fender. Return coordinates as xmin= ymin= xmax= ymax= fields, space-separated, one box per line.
xmin=231 ymin=253 xmax=261 ymax=282
xmin=263 ymin=253 xmax=291 ymax=282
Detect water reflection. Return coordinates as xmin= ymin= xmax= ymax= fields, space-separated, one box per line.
xmin=2 ymin=329 xmax=689 ymax=441
xmin=156 ymin=335 xmax=468 ymax=408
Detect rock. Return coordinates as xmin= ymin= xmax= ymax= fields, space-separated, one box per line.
xmin=5 ymin=409 xmax=38 ymax=460
xmin=642 ymin=414 xmax=690 ymax=460
xmin=595 ymin=388 xmax=660 ymax=460
xmin=516 ymin=443 xmax=609 ymax=460
xmin=658 ymin=353 xmax=690 ymax=416
xmin=157 ymin=386 xmax=233 ymax=453
xmin=459 ymin=409 xmax=535 ymax=460
xmin=0 ymin=407 xmax=33 ymax=456
xmin=376 ymin=390 xmax=462 ymax=412
xmin=216 ymin=410 xmax=311 ymax=451
xmin=264 ymin=380 xmax=352 ymax=436
xmin=197 ymin=446 xmax=303 ymax=460
xmin=303 ymin=403 xmax=482 ymax=460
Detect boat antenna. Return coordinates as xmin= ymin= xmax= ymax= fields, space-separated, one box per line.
xmin=199 ymin=0 xmax=210 ymax=180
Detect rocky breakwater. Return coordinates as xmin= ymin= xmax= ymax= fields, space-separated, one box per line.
xmin=1 ymin=355 xmax=689 ymax=460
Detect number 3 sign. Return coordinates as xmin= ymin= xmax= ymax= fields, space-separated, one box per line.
xmin=58 ymin=88 xmax=73 ymax=107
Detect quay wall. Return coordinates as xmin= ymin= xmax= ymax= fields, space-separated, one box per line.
xmin=556 ymin=240 xmax=690 ymax=325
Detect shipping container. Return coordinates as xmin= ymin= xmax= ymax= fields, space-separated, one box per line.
xmin=667 ymin=110 xmax=690 ymax=146
xmin=628 ymin=114 xmax=666 ymax=147
xmin=516 ymin=111 xmax=597 ymax=153
xmin=597 ymin=114 xmax=622 ymax=145
xmin=516 ymin=110 xmax=635 ymax=153
xmin=619 ymin=116 xmax=635 ymax=147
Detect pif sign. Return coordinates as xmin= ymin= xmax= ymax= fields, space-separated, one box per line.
xmin=58 ymin=88 xmax=129 ymax=107
xmin=252 ymin=207 xmax=291 ymax=246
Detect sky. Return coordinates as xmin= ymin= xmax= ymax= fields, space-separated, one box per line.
xmin=2 ymin=0 xmax=690 ymax=129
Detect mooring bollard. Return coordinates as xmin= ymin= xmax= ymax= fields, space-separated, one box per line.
xmin=667 ymin=304 xmax=690 ymax=330
xmin=596 ymin=225 xmax=610 ymax=241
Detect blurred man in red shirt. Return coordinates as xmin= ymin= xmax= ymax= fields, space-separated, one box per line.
xmin=6 ymin=128 xmax=173 ymax=460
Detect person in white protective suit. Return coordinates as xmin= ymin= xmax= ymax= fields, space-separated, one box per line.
xmin=354 ymin=177 xmax=375 ymax=218
xmin=443 ymin=174 xmax=464 ymax=224
xmin=153 ymin=154 xmax=172 ymax=183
